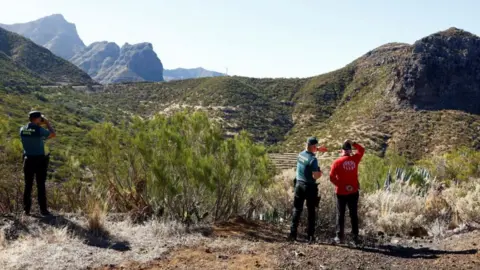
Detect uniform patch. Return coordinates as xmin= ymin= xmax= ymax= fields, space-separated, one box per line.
xmin=342 ymin=160 xmax=356 ymax=171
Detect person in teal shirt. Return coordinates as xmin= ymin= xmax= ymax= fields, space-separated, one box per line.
xmin=288 ymin=137 xmax=323 ymax=243
xmin=20 ymin=111 xmax=56 ymax=216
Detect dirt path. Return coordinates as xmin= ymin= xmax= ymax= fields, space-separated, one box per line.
xmin=96 ymin=218 xmax=480 ymax=270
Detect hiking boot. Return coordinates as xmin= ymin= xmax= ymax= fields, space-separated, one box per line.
xmin=287 ymin=233 xmax=297 ymax=242
xmin=333 ymin=235 xmax=345 ymax=244
xmin=308 ymin=236 xmax=316 ymax=244
xmin=40 ymin=210 xmax=52 ymax=216
xmin=350 ymin=235 xmax=361 ymax=246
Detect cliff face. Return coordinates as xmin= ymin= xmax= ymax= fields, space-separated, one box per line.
xmin=395 ymin=28 xmax=480 ymax=114
xmin=71 ymin=42 xmax=164 ymax=84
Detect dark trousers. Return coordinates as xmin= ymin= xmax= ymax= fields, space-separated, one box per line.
xmin=23 ymin=155 xmax=49 ymax=213
xmin=336 ymin=192 xmax=359 ymax=237
xmin=290 ymin=182 xmax=318 ymax=237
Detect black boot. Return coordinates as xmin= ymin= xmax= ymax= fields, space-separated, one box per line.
xmin=287 ymin=232 xmax=297 ymax=242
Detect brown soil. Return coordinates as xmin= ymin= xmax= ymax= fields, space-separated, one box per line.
xmin=96 ymin=218 xmax=480 ymax=270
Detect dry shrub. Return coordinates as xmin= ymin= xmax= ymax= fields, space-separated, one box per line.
xmin=317 ymin=176 xmax=338 ymax=228
xmin=40 ymin=227 xmax=71 ymax=244
xmin=0 ymin=229 xmax=6 ymax=249
xmin=360 ymin=183 xmax=426 ymax=235
xmin=86 ymin=200 xmax=107 ymax=236
xmin=262 ymin=169 xmax=295 ymax=220
xmin=444 ymin=179 xmax=480 ymax=224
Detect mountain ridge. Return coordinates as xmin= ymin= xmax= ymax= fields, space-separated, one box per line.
xmin=163 ymin=67 xmax=225 ymax=81
xmin=2 ymin=14 xmax=225 ymax=83
xmin=0 ymin=26 xmax=94 ymax=85
xmin=70 ymin=41 xmax=164 ymax=84
xmin=0 ymin=14 xmax=85 ymax=59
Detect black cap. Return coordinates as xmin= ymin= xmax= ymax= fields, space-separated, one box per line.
xmin=307 ymin=137 xmax=318 ymax=146
xmin=29 ymin=111 xmax=42 ymax=119
xmin=342 ymin=141 xmax=352 ymax=151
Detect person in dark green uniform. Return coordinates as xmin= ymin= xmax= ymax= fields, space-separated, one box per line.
xmin=20 ymin=111 xmax=56 ymax=216
xmin=288 ymin=137 xmax=323 ymax=243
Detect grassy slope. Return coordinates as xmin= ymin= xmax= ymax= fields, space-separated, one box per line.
xmin=0 ymin=27 xmax=94 ymax=85
xmin=0 ymin=53 xmax=48 ymax=86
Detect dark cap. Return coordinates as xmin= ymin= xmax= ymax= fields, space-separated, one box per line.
xmin=342 ymin=141 xmax=352 ymax=151
xmin=29 ymin=111 xmax=42 ymax=119
xmin=307 ymin=137 xmax=318 ymax=146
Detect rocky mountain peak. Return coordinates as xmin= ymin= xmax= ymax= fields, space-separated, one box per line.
xmin=0 ymin=14 xmax=85 ymax=59
xmin=392 ymin=27 xmax=480 ymax=114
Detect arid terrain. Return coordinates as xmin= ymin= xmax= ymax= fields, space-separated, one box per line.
xmin=1 ymin=214 xmax=478 ymax=270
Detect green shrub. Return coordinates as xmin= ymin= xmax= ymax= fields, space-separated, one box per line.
xmin=418 ymin=146 xmax=480 ymax=183
xmin=86 ymin=111 xmax=273 ymax=222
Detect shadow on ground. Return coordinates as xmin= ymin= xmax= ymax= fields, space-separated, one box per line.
xmin=211 ymin=216 xmax=287 ymax=243
xmin=36 ymin=214 xmax=131 ymax=251
xmin=209 ymin=216 xmax=478 ymax=260
xmin=340 ymin=243 xmax=478 ymax=259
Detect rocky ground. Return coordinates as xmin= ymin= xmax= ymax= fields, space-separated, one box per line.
xmin=0 ymin=214 xmax=479 ymax=270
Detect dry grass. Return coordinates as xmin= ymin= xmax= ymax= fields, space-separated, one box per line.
xmin=0 ymin=216 xmax=205 ymax=270
xmin=86 ymin=200 xmax=107 ymax=236
xmin=444 ymin=179 xmax=480 ymax=224
xmin=361 ymin=184 xmax=427 ymax=235
xmin=264 ymin=169 xmax=480 ymax=237
xmin=0 ymin=228 xmax=6 ymax=249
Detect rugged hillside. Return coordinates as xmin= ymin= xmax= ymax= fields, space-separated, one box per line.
xmin=1 ymin=26 xmax=478 ymax=159
xmin=0 ymin=14 xmax=85 ymax=59
xmin=307 ymin=28 xmax=480 ymax=159
xmin=74 ymin=28 xmax=480 ymax=160
xmin=71 ymin=42 xmax=164 ymax=84
xmin=163 ymin=67 xmax=225 ymax=81
xmin=0 ymin=27 xmax=94 ymax=85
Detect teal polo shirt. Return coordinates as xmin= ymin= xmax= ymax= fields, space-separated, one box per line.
xmin=20 ymin=123 xmax=50 ymax=156
xmin=296 ymin=150 xmax=320 ymax=184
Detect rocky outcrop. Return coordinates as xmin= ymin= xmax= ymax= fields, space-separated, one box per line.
xmin=396 ymin=28 xmax=480 ymax=114
xmin=71 ymin=42 xmax=164 ymax=84
xmin=0 ymin=14 xmax=86 ymax=59
xmin=70 ymin=42 xmax=120 ymax=79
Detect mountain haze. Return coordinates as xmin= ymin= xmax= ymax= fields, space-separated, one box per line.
xmin=0 ymin=14 xmax=85 ymax=60
xmin=163 ymin=67 xmax=225 ymax=81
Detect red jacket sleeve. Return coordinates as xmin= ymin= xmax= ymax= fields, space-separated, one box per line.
xmin=353 ymin=143 xmax=365 ymax=163
xmin=329 ymin=161 xmax=338 ymax=185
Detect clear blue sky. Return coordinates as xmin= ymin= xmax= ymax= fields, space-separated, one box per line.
xmin=1 ymin=0 xmax=479 ymax=78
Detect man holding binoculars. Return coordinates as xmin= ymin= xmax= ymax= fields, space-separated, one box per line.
xmin=19 ymin=111 xmax=56 ymax=216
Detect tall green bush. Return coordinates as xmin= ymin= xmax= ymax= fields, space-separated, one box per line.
xmin=86 ymin=111 xmax=273 ymax=222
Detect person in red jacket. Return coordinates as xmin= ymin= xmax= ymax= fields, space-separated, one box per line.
xmin=329 ymin=140 xmax=365 ymax=244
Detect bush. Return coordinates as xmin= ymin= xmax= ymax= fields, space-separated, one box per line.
xmin=86 ymin=111 xmax=273 ymax=222
xmin=360 ymin=183 xmax=427 ymax=235
xmin=418 ymin=147 xmax=480 ymax=183
xmin=0 ymin=119 xmax=24 ymax=213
